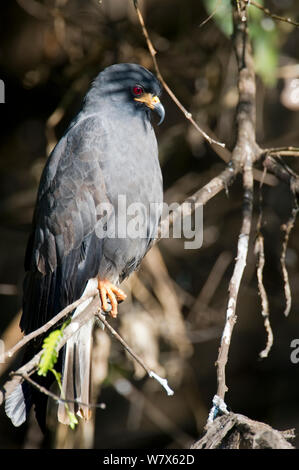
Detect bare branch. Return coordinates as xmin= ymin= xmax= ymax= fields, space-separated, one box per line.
xmin=96 ymin=311 xmax=174 ymax=396
xmin=248 ymin=0 xmax=299 ymax=29
xmin=264 ymin=146 xmax=299 ymax=158
xmin=215 ymin=0 xmax=255 ymax=404
xmin=254 ymin=233 xmax=273 ymax=358
xmin=193 ymin=412 xmax=295 ymax=449
xmin=0 ymin=295 xmax=101 ymax=405
xmin=263 ymin=154 xmax=299 ymax=195
xmin=12 ymin=372 xmax=106 ymax=410
xmin=97 ymin=311 xmax=151 ymax=376
xmin=157 ymin=165 xmax=237 ymax=241
xmin=216 ymin=159 xmax=254 ymax=400
xmin=280 ymin=197 xmax=299 ymax=317
xmin=132 ymin=0 xmax=225 ymax=148
xmin=253 ymin=169 xmax=273 ymax=358
xmin=199 ymin=0 xmax=222 ymax=28
xmin=0 ymin=288 xmax=99 ymax=364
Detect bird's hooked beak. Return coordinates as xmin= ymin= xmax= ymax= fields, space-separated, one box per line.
xmin=134 ymin=93 xmax=165 ymax=125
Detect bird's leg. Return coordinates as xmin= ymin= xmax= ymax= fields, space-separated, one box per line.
xmin=98 ymin=278 xmax=127 ymax=318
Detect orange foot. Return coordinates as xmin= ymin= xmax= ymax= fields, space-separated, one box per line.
xmin=98 ymin=278 xmax=127 ymax=318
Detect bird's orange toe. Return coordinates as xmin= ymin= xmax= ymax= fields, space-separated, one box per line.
xmin=98 ymin=278 xmax=127 ymax=318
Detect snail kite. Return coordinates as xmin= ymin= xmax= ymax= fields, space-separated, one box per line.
xmin=6 ymin=63 xmax=164 ymax=428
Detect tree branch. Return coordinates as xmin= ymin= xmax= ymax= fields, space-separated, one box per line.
xmin=248 ymin=0 xmax=299 ymax=29
xmin=12 ymin=372 xmax=106 ymax=410
xmin=263 ymin=154 xmax=299 ymax=194
xmin=193 ymin=412 xmax=295 ymax=449
xmin=1 ymin=292 xmax=174 ymax=407
xmin=214 ymin=0 xmax=256 ymax=408
xmin=157 ymin=165 xmax=237 ymax=241
xmin=0 ymin=296 xmax=101 ymax=405
xmin=280 ymin=194 xmax=299 ymax=317
xmin=133 ymin=0 xmax=225 ymax=148
xmin=255 ymin=232 xmax=273 ymax=358
xmin=0 ymin=289 xmax=99 ymax=364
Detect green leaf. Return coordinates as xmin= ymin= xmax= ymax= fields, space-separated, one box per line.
xmin=38 ymin=329 xmax=63 ymax=376
xmin=50 ymin=367 xmax=78 ymax=430
xmin=68 ymin=412 xmax=79 ymax=430
xmin=37 ymin=319 xmax=78 ymax=429
xmin=38 ymin=319 xmax=70 ymax=377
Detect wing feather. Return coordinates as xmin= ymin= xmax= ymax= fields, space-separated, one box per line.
xmin=21 ymin=115 xmax=108 ymax=334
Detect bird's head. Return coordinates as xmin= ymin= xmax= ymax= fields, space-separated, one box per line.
xmin=87 ymin=63 xmax=165 ymax=125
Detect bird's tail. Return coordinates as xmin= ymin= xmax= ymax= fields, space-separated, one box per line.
xmin=5 ymin=382 xmax=31 ymax=427
xmin=57 ymin=318 xmax=93 ymax=424
xmin=57 ymin=278 xmax=97 ymax=425
xmin=5 ymin=358 xmax=53 ymax=430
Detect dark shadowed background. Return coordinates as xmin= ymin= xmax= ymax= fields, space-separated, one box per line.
xmin=1 ymin=0 xmax=299 ymax=449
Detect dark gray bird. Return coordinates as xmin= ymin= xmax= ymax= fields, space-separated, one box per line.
xmin=5 ymin=63 xmax=164 ymax=429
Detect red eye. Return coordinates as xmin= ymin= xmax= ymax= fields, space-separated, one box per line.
xmin=133 ymin=85 xmax=144 ymax=96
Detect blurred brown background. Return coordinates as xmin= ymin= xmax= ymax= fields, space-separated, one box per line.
xmin=1 ymin=0 xmax=299 ymax=449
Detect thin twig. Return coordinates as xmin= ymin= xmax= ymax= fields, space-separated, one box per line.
xmin=157 ymin=165 xmax=237 ymax=241
xmin=96 ymin=311 xmax=174 ymax=396
xmin=12 ymin=372 xmax=106 ymax=409
xmin=280 ymin=192 xmax=299 ymax=316
xmin=199 ymin=0 xmax=222 ymax=28
xmin=0 ymin=296 xmax=101 ymax=405
xmin=263 ymin=154 xmax=299 ymax=195
xmin=264 ymin=146 xmax=299 ymax=158
xmin=0 ymin=289 xmax=99 ymax=364
xmin=254 ymin=167 xmax=273 ymax=358
xmin=97 ymin=311 xmax=151 ymax=375
xmin=133 ymin=0 xmax=225 ymax=148
xmin=254 ymin=233 xmax=273 ymax=357
xmin=248 ymin=0 xmax=299 ymax=28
